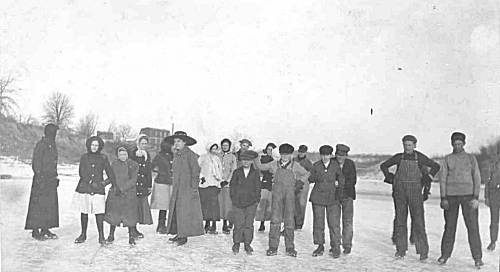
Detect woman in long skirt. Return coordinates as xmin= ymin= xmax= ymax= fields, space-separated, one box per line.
xmin=104 ymin=146 xmax=139 ymax=245
xmin=73 ymin=136 xmax=115 ymax=245
xmin=219 ymin=138 xmax=237 ymax=234
xmin=129 ymin=134 xmax=153 ymax=238
xmin=199 ymin=143 xmax=223 ymax=234
xmin=151 ymin=138 xmax=174 ymax=234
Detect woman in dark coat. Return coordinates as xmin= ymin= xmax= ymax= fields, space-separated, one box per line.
xmin=73 ymin=136 xmax=115 ymax=245
xmin=104 ymin=145 xmax=139 ymax=245
xmin=165 ymin=131 xmax=204 ymax=246
xmin=151 ymin=138 xmax=174 ymax=234
xmin=25 ymin=124 xmax=60 ymax=240
xmin=129 ymin=134 xmax=153 ymax=238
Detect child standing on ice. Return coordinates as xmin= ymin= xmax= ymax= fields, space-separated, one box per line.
xmin=229 ymin=150 xmax=261 ymax=255
xmin=104 ymin=145 xmax=140 ymax=245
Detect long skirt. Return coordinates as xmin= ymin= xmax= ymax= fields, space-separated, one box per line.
xmin=255 ymin=189 xmax=272 ymax=221
xmin=199 ymin=186 xmax=221 ymax=221
xmin=151 ymin=183 xmax=173 ymax=210
xmin=137 ymin=196 xmax=153 ymax=225
xmin=25 ymin=177 xmax=59 ymax=230
xmin=72 ymin=192 xmax=105 ymax=214
xmin=218 ymin=187 xmax=232 ymax=220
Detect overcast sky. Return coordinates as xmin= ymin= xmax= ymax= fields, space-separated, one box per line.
xmin=1 ymin=0 xmax=499 ymax=155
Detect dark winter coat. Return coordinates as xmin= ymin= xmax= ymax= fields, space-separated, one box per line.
xmin=152 ymin=152 xmax=173 ymax=185
xmin=338 ymin=158 xmax=357 ymax=200
xmin=309 ymin=159 xmax=345 ymax=206
xmin=25 ymin=137 xmax=59 ymax=230
xmin=230 ymin=166 xmax=261 ymax=208
xmin=104 ymin=159 xmax=139 ymax=227
xmin=166 ymin=147 xmax=204 ymax=237
xmin=130 ymin=148 xmax=153 ymax=197
xmin=76 ymin=153 xmax=114 ymax=195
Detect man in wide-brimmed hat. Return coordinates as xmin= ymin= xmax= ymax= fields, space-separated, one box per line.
xmin=25 ymin=124 xmax=60 ymax=240
xmin=438 ymin=132 xmax=483 ymax=268
xmin=293 ymin=144 xmax=313 ymax=230
xmin=165 ymin=131 xmax=204 ymax=246
xmin=380 ymin=135 xmax=440 ymax=261
xmin=254 ymin=143 xmax=309 ymax=257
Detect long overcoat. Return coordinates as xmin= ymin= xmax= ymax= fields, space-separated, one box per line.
xmin=25 ymin=137 xmax=59 ymax=230
xmin=166 ymin=147 xmax=204 ymax=237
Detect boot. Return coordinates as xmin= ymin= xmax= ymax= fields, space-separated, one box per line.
xmin=128 ymin=227 xmax=136 ymax=245
xmin=176 ymin=237 xmax=187 ymax=246
xmin=134 ymin=226 xmax=144 ymax=239
xmin=312 ymin=244 xmax=324 ymax=257
xmin=169 ymin=235 xmax=180 ymax=243
xmin=394 ymin=251 xmax=406 ymax=259
xmin=157 ymin=210 xmax=168 ymax=234
xmin=258 ymin=221 xmax=265 ymax=232
xmin=437 ymin=256 xmax=448 ymax=265
xmin=266 ymin=247 xmax=278 ymax=256
xmin=209 ymin=221 xmax=218 ymax=234
xmin=330 ymin=247 xmax=341 ymax=259
xmin=204 ymin=221 xmax=210 ymax=233
xmin=232 ymin=243 xmax=240 ymax=254
xmin=487 ymin=242 xmax=496 ymax=251
xmin=32 ymin=229 xmax=46 ymax=241
xmin=419 ymin=253 xmax=428 ymax=261
xmin=74 ymin=213 xmax=88 ymax=244
xmin=244 ymin=244 xmax=253 ymax=255
xmin=222 ymin=220 xmax=230 ymax=234
xmin=96 ymin=214 xmax=106 ymax=245
xmin=286 ymin=248 xmax=297 ymax=257
xmin=474 ymin=259 xmax=484 ymax=268
xmin=107 ymin=225 xmax=116 ymax=243
xmin=343 ymin=247 xmax=351 ymax=255
xmin=40 ymin=229 xmax=58 ymax=239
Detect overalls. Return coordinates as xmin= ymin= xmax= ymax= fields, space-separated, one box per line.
xmin=269 ymin=161 xmax=296 ymax=249
xmin=393 ymin=153 xmax=428 ymax=256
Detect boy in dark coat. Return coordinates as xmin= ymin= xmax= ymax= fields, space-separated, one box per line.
xmin=25 ymin=124 xmax=60 ymax=240
xmin=309 ymin=145 xmax=345 ymax=258
xmin=334 ymin=144 xmax=357 ymax=254
xmin=229 ymin=150 xmax=261 ymax=255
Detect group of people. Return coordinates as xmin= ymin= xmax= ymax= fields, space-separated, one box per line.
xmin=24 ymin=124 xmax=499 ymax=268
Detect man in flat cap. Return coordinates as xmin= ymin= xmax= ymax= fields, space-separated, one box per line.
xmin=254 ymin=143 xmax=309 ymax=257
xmin=380 ymin=135 xmax=440 ymax=260
xmin=438 ymin=132 xmax=483 ymax=268
xmin=229 ymin=150 xmax=261 ymax=255
xmin=25 ymin=124 xmax=60 ymax=240
xmin=334 ymin=144 xmax=357 ymax=254
xmin=309 ymin=145 xmax=345 ymax=258
xmin=293 ymin=144 xmax=313 ymax=230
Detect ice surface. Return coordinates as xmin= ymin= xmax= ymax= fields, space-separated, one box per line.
xmin=0 ymin=158 xmax=498 ymax=271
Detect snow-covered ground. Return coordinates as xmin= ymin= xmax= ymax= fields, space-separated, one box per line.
xmin=0 ymin=158 xmax=498 ymax=271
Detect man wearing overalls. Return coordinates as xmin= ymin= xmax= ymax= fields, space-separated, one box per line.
xmin=380 ymin=135 xmax=440 ymax=260
xmin=254 ymin=143 xmax=309 ymax=257
xmin=486 ymin=144 xmax=500 ymax=252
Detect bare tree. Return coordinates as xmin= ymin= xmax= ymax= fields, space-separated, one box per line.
xmin=117 ymin=124 xmax=135 ymax=141
xmin=77 ymin=112 xmax=99 ymax=139
xmin=0 ymin=76 xmax=19 ymax=117
xmin=43 ymin=91 xmax=74 ymax=128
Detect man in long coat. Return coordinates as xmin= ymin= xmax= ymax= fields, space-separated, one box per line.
xmin=165 ymin=131 xmax=204 ymax=245
xmin=25 ymin=124 xmax=60 ymax=240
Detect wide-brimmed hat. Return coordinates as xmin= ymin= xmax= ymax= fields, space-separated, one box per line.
xmin=165 ymin=131 xmax=197 ymax=146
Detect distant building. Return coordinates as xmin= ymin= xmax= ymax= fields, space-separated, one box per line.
xmin=97 ymin=131 xmax=114 ymax=142
xmin=139 ymin=127 xmax=170 ymax=151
